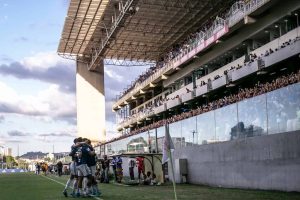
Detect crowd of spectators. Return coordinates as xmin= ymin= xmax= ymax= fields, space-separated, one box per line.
xmin=117 ymin=1 xmax=243 ymax=99
xmin=107 ymin=69 xmax=300 ymax=144
xmin=119 ymin=0 xmax=299 ymax=102
xmin=118 ymin=35 xmax=300 ymax=127
xmin=210 ymin=36 xmax=300 ymax=85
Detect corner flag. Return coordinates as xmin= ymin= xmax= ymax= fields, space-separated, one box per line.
xmin=162 ymin=123 xmax=177 ymax=200
xmin=162 ymin=123 xmax=174 ymax=164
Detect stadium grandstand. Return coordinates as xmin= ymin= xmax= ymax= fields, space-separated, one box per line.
xmin=58 ymin=0 xmax=300 ymax=192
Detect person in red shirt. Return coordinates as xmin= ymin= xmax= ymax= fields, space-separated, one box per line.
xmin=136 ymin=156 xmax=145 ymax=181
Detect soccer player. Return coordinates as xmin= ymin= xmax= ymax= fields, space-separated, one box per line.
xmin=63 ymin=137 xmax=81 ymax=197
xmin=86 ymin=139 xmax=101 ymax=196
xmin=75 ymin=138 xmax=95 ymax=197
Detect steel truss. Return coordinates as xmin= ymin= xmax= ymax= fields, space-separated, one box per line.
xmin=138 ymin=0 xmax=207 ymax=10
xmin=58 ymin=53 xmax=154 ymax=67
xmin=88 ymin=0 xmax=139 ymax=71
xmin=58 ymin=0 xmax=234 ymax=69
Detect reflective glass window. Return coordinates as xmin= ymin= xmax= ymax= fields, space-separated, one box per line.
xmin=148 ymin=129 xmax=157 ymax=153
xmin=267 ymin=83 xmax=300 ymax=134
xmin=196 ymin=111 xmax=216 ymax=144
xmin=181 ymin=116 xmax=197 ymax=146
xmin=156 ymin=126 xmax=165 ymax=153
xmin=237 ymin=94 xmax=267 ymax=138
xmin=215 ymin=104 xmax=238 ymax=142
xmin=126 ymin=132 xmax=149 ymax=153
xmin=169 ymin=121 xmax=182 ymax=148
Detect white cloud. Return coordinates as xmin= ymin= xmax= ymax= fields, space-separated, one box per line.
xmin=21 ymin=51 xmax=73 ymax=70
xmin=0 ymin=81 xmax=76 ymax=121
xmin=0 ymin=52 xmax=76 ymax=93
xmin=105 ymin=68 xmax=124 ymax=82
xmin=0 ymin=82 xmax=19 ymax=104
xmin=34 ymin=126 xmax=76 ymax=143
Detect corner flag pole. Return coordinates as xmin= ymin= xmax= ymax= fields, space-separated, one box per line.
xmin=167 ymin=123 xmax=178 ymax=200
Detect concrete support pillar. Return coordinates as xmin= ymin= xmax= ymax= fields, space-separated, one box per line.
xmin=76 ymin=61 xmax=105 ymax=142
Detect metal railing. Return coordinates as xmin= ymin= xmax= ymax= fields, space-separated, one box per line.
xmin=114 ymin=0 xmax=270 ymax=108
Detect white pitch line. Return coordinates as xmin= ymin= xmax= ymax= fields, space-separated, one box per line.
xmin=112 ymin=182 xmax=130 ymax=187
xmin=40 ymin=175 xmax=103 ymax=200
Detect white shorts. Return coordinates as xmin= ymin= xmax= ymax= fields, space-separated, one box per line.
xmin=70 ymin=162 xmax=77 ymax=176
xmin=89 ymin=165 xmax=96 ymax=177
xmin=77 ymin=164 xmax=91 ymax=177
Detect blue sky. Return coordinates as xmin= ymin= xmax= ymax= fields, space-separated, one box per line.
xmin=0 ymin=0 xmax=149 ymax=156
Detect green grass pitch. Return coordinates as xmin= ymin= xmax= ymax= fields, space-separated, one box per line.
xmin=0 ymin=173 xmax=299 ymax=200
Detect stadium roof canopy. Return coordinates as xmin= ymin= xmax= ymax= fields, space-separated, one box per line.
xmin=58 ymin=0 xmax=234 ymax=69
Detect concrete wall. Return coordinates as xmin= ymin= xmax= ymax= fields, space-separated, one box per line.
xmin=76 ymin=61 xmax=106 ymax=142
xmin=172 ymin=131 xmax=300 ymax=192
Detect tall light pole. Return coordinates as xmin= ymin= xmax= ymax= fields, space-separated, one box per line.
xmin=295 ymin=13 xmax=299 ymax=37
xmin=191 ymin=130 xmax=198 ymax=145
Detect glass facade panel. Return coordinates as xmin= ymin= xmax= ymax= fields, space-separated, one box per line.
xmin=105 ymin=143 xmax=109 ymax=155
xmin=196 ymin=111 xmax=216 ymax=144
xmin=106 ymin=141 xmax=116 ymax=155
xmin=267 ymin=83 xmax=300 ymax=134
xmin=99 ymin=145 xmax=105 ymax=157
xmin=181 ymin=116 xmax=197 ymax=146
xmin=117 ymin=138 xmax=129 ymax=154
xmin=126 ymin=132 xmax=149 ymax=153
xmin=237 ymin=94 xmax=267 ymax=138
xmin=169 ymin=121 xmax=183 ymax=148
xmin=156 ymin=126 xmax=165 ymax=153
xmin=104 ymin=83 xmax=300 ymax=156
xmin=215 ymin=104 xmax=238 ymax=142
xmin=148 ymin=129 xmax=157 ymax=153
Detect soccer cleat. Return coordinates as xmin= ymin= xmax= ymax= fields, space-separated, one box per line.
xmin=70 ymin=191 xmax=76 ymax=198
xmin=95 ymin=191 xmax=102 ymax=197
xmin=63 ymin=190 xmax=68 ymax=197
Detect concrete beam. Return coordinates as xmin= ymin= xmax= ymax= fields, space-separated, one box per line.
xmin=76 ymin=61 xmax=105 ymax=142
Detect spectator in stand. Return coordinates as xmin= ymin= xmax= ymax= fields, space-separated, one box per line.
xmin=115 ymin=69 xmax=299 ymax=138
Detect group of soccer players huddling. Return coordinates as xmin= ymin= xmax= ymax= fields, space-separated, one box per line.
xmin=62 ymin=137 xmax=101 ymax=197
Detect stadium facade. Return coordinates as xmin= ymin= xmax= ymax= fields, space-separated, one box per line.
xmin=58 ymin=0 xmax=300 ymax=192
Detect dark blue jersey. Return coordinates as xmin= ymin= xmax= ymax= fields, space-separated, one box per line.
xmin=87 ymin=146 xmax=96 ymax=167
xmin=116 ymin=157 xmax=122 ymax=168
xmin=69 ymin=145 xmax=78 ymax=162
xmin=76 ymin=144 xmax=91 ymax=166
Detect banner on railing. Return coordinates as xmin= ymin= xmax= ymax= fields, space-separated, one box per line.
xmin=171 ymin=24 xmax=229 ymax=71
